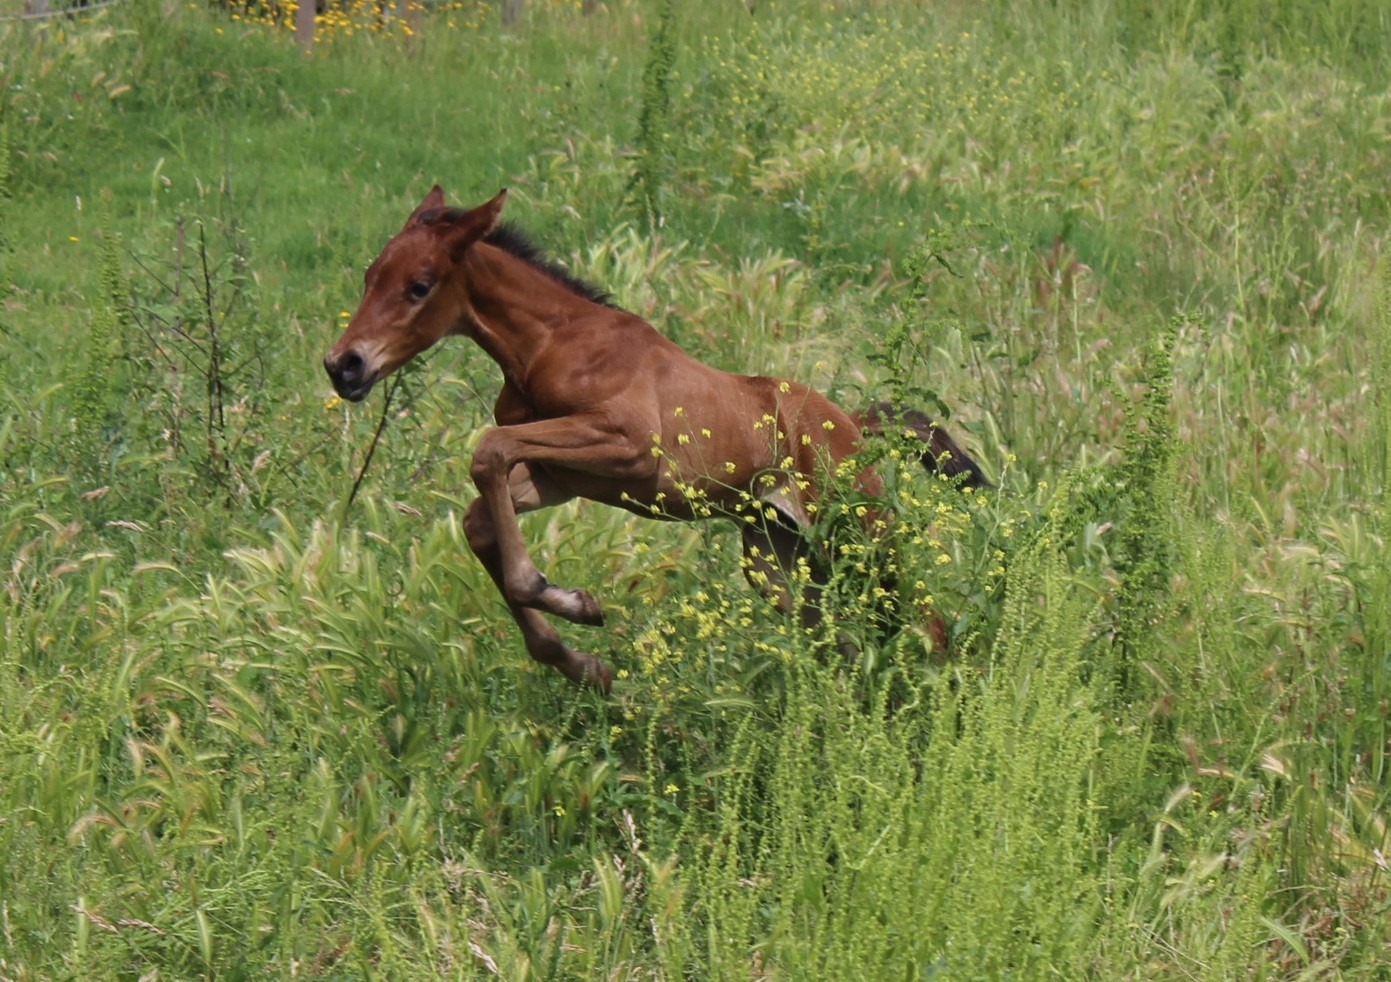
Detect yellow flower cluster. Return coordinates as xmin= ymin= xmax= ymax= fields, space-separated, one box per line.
xmin=217 ymin=0 xmax=592 ymax=42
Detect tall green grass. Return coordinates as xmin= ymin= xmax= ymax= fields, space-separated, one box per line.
xmin=2 ymin=0 xmax=1389 ymax=977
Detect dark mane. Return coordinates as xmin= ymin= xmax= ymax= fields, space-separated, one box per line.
xmin=485 ymin=222 xmax=618 ymax=309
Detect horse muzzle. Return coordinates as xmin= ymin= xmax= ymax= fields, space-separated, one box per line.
xmin=323 ymin=349 xmax=376 ymax=402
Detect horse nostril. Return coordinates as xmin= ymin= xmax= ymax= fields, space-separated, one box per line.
xmin=329 ymin=350 xmax=364 ymax=383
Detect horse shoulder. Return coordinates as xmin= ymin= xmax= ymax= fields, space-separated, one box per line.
xmin=492 ymin=380 xmax=535 ymax=426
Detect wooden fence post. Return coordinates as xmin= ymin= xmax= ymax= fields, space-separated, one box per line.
xmin=295 ymin=0 xmax=314 ymax=50
xmin=398 ymin=0 xmax=423 ymax=45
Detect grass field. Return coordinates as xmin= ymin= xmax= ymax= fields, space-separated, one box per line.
xmin=2 ymin=0 xmax=1390 ymax=977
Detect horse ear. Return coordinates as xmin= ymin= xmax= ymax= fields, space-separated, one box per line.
xmin=477 ymin=188 xmax=507 ymax=236
xmin=444 ymin=189 xmax=509 ymax=262
xmin=404 ymin=185 xmax=446 ymax=229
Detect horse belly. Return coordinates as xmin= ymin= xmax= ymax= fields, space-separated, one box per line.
xmin=538 ymin=467 xmax=698 ymax=521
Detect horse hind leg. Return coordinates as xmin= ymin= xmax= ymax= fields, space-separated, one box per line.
xmin=740 ymin=497 xmax=867 ymax=650
xmin=739 ymin=512 xmax=831 ymax=639
xmin=741 ymin=510 xmax=874 ymax=663
xmin=858 ymin=402 xmax=990 ymax=488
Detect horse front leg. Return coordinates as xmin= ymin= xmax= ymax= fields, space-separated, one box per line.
xmin=469 ymin=416 xmax=649 ymax=626
xmin=463 ymin=486 xmax=613 ymax=691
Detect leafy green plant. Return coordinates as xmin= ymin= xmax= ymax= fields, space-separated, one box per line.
xmin=630 ymin=0 xmax=678 ymax=231
xmin=66 ymin=194 xmax=126 ymax=496
xmin=123 ymin=209 xmax=271 ymax=506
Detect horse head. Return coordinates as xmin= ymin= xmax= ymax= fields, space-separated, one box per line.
xmin=324 ymin=186 xmax=507 ymax=401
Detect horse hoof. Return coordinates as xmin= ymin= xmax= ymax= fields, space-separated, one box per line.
xmin=570 ymin=653 xmax=614 ymax=693
xmin=573 ymin=589 xmax=604 ymax=627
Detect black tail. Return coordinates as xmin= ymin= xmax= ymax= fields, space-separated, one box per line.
xmin=857 ymin=402 xmax=991 ymax=489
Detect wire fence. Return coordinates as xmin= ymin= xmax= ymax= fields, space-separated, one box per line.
xmin=0 ymin=0 xmax=131 ymax=21
xmin=0 ymin=0 xmax=600 ymax=38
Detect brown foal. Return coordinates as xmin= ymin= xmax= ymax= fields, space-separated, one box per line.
xmin=324 ymin=187 xmax=985 ymax=692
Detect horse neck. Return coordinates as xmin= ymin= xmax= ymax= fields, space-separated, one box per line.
xmin=457 ymin=242 xmax=585 ymax=385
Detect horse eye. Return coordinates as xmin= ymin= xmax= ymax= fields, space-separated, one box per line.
xmin=408 ymin=280 xmax=432 ymax=300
